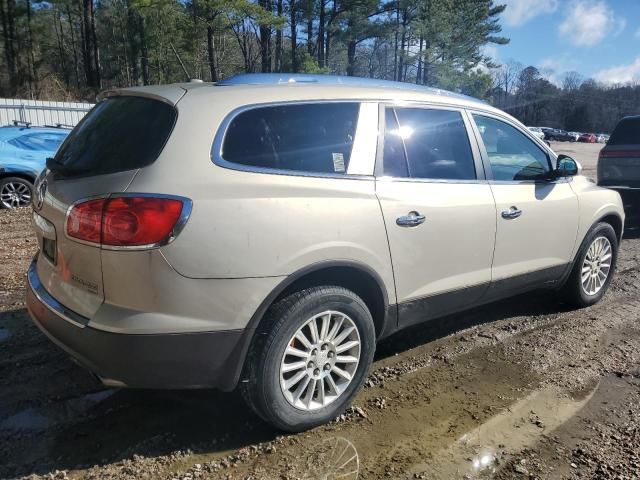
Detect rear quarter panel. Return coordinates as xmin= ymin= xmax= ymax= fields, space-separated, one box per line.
xmin=125 ymin=88 xmax=397 ymax=304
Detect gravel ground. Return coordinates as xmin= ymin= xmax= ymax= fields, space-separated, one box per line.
xmin=0 ymin=143 xmax=638 ymax=480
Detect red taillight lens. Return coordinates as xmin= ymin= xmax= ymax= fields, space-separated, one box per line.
xmin=66 ymin=196 xmax=186 ymax=247
xmin=66 ymin=198 xmax=105 ymax=244
xmin=599 ymin=149 xmax=640 ymax=158
xmin=102 ymin=197 xmax=183 ymax=246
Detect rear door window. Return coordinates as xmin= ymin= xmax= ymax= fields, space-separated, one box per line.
xmin=608 ymin=117 xmax=640 ymax=145
xmin=382 ymin=107 xmax=476 ymax=180
xmin=50 ymin=96 xmax=177 ymax=177
xmin=220 ymin=103 xmax=359 ymax=174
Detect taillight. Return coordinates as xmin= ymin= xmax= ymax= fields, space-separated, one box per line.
xmin=599 ymin=149 xmax=640 ymax=158
xmin=66 ymin=196 xmax=189 ymax=248
xmin=66 ymin=198 xmax=105 ymax=244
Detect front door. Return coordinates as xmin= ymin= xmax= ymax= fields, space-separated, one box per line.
xmin=375 ymin=105 xmax=497 ymax=327
xmin=469 ymin=113 xmax=579 ymax=295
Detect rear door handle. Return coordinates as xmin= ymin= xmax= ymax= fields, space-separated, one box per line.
xmin=396 ymin=211 xmax=426 ymax=227
xmin=501 ymin=206 xmax=522 ymax=219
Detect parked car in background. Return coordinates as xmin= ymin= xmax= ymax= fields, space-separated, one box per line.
xmin=568 ymin=132 xmax=581 ymax=142
xmin=544 ymin=128 xmax=575 ymax=142
xmin=0 ymin=123 xmax=69 ymax=209
xmin=26 ymin=74 xmax=625 ymax=432
xmin=579 ymin=133 xmax=597 ymax=143
xmin=597 ymin=133 xmax=609 ymax=143
xmin=598 ymin=116 xmax=640 ymax=225
xmin=527 ymin=126 xmax=545 ymax=140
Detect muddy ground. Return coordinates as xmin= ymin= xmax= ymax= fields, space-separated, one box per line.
xmin=1 ymin=143 xmax=639 ymax=480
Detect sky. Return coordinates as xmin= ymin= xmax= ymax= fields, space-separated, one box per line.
xmin=484 ymin=0 xmax=640 ymax=85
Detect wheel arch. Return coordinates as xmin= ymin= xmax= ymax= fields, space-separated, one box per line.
xmin=223 ymin=261 xmax=395 ymax=392
xmin=0 ymin=171 xmax=36 ymax=183
xmin=249 ymin=260 xmax=392 ymax=339
xmin=597 ymin=213 xmax=623 ymax=243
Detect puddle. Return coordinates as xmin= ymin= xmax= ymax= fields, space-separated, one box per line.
xmin=301 ymin=437 xmax=360 ymax=480
xmin=0 ymin=328 xmax=10 ymax=342
xmin=0 ymin=390 xmax=114 ymax=432
xmin=405 ymin=386 xmax=597 ymax=479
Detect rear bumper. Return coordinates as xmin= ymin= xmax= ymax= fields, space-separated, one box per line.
xmin=26 ymin=260 xmax=249 ymax=390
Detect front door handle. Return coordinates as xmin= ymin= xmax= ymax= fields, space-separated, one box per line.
xmin=396 ymin=211 xmax=426 ymax=227
xmin=501 ymin=206 xmax=523 ymax=219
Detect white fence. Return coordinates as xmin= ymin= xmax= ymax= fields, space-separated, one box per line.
xmin=0 ymin=98 xmax=94 ymax=128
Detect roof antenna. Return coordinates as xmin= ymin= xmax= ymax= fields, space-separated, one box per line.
xmin=170 ymin=42 xmax=191 ymax=82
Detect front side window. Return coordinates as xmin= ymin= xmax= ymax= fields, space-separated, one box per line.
xmin=473 ymin=114 xmax=551 ymax=181
xmin=382 ymin=107 xmax=476 ymax=180
xmin=221 ymin=103 xmax=359 ymax=174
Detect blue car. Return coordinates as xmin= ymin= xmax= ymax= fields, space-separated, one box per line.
xmin=0 ymin=124 xmax=69 ymax=209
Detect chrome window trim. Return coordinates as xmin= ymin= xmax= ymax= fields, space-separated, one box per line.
xmin=28 ymin=258 xmax=89 ymax=328
xmin=374 ymin=101 xmax=487 ymax=184
xmin=63 ymin=193 xmax=193 ymax=251
xmin=210 ymin=99 xmax=377 ymax=180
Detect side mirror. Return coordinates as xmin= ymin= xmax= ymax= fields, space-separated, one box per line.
xmin=556 ymin=154 xmax=581 ymax=177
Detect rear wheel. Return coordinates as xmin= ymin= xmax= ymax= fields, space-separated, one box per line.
xmin=0 ymin=177 xmax=33 ymax=209
xmin=241 ymin=286 xmax=375 ymax=432
xmin=560 ymin=222 xmax=618 ymax=307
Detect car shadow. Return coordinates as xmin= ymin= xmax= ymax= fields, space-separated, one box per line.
xmin=0 ymin=290 xmax=577 ymax=478
xmin=375 ymin=289 xmax=569 ymax=360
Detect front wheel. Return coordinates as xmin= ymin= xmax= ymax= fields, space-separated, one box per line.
xmin=0 ymin=177 xmax=34 ymax=209
xmin=560 ymin=222 xmax=618 ymax=307
xmin=241 ymin=286 xmax=376 ymax=432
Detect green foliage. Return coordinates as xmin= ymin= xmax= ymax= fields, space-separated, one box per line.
xmin=298 ymin=52 xmax=329 ymax=73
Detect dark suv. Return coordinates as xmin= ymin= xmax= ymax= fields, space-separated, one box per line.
xmin=598 ymin=116 xmax=640 ymax=224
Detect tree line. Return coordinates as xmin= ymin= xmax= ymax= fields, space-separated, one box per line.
xmin=0 ymin=0 xmax=638 ymax=132
xmin=490 ymin=63 xmax=640 ymax=134
xmin=0 ymin=0 xmax=506 ymax=96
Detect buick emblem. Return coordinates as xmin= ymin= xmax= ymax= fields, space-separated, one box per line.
xmin=35 ymin=179 xmax=47 ymax=210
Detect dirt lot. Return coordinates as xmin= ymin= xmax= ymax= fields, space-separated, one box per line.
xmin=1 ymin=142 xmax=639 ymax=480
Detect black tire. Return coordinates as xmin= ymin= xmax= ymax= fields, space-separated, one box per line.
xmin=560 ymin=222 xmax=618 ymax=307
xmin=0 ymin=176 xmax=34 ymax=209
xmin=241 ymin=286 xmax=376 ymax=432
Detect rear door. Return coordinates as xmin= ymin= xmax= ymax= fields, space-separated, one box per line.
xmin=375 ymin=104 xmax=496 ymax=327
xmin=469 ymin=112 xmax=579 ymax=293
xmin=31 ymin=95 xmax=178 ymax=319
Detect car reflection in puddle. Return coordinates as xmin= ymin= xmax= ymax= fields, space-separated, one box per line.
xmin=406 ymin=386 xmax=597 ymax=479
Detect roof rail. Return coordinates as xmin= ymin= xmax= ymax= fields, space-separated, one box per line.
xmin=216 ymin=73 xmax=480 ymax=102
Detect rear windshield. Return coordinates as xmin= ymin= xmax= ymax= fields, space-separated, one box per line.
xmin=50 ymin=96 xmax=177 ymax=177
xmin=608 ymin=117 xmax=640 ymax=145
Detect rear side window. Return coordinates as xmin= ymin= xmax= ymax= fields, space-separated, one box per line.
xmin=51 ymin=96 xmax=177 ymax=177
xmin=221 ymin=103 xmax=359 ymax=174
xmin=383 ymin=107 xmax=476 ymax=180
xmin=609 ymin=117 xmax=640 ymax=145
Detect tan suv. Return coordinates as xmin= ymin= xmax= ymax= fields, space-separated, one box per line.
xmin=27 ymin=74 xmax=624 ymax=431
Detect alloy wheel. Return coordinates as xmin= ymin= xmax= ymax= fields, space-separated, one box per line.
xmin=280 ymin=310 xmax=361 ymax=411
xmin=0 ymin=180 xmax=32 ymax=209
xmin=581 ymin=236 xmax=612 ymax=296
